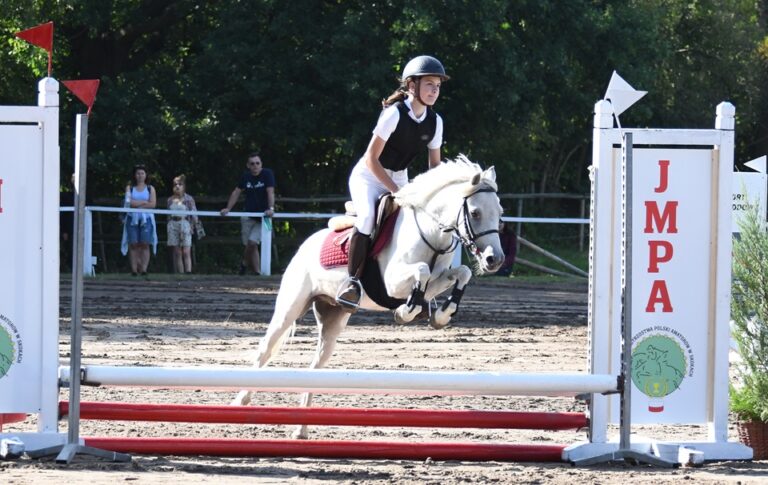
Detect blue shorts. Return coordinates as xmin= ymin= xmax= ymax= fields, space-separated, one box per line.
xmin=126 ymin=219 xmax=154 ymax=244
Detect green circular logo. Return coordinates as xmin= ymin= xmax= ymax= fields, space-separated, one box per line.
xmin=0 ymin=324 xmax=14 ymax=379
xmin=631 ymin=334 xmax=686 ymax=398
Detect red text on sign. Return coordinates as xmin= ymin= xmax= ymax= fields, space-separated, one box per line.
xmin=645 ymin=159 xmax=676 ymax=313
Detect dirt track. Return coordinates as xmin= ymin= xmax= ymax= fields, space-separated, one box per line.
xmin=2 ymin=275 xmax=767 ymax=484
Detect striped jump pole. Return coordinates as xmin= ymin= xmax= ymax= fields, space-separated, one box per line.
xmin=83 ymin=437 xmax=568 ymax=462
xmin=61 ymin=365 xmax=619 ymax=397
xmin=60 ymin=401 xmax=588 ymax=431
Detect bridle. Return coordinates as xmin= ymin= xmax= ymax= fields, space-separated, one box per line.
xmin=455 ymin=187 xmax=500 ymax=256
xmin=411 ymin=186 xmax=500 ymax=269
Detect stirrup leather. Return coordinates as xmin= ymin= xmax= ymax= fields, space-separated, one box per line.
xmin=336 ymin=276 xmax=363 ymax=310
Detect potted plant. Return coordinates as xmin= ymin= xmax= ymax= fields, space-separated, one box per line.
xmin=731 ymin=203 xmax=768 ymax=460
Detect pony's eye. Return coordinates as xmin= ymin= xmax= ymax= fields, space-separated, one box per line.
xmin=470 ymin=209 xmax=480 ymax=219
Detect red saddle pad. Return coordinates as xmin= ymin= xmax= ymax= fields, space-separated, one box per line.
xmin=319 ymin=208 xmax=400 ymax=269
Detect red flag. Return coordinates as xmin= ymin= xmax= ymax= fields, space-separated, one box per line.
xmin=62 ymin=80 xmax=100 ymax=115
xmin=15 ymin=22 xmax=54 ymax=76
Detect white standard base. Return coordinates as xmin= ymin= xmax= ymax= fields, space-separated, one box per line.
xmin=0 ymin=432 xmax=68 ymax=453
xmin=563 ymin=436 xmax=753 ymax=465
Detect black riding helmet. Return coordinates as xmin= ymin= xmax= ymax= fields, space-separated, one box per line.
xmin=401 ymin=55 xmax=450 ymax=81
xmin=400 ymin=55 xmax=449 ymax=107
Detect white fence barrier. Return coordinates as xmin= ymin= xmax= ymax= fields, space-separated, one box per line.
xmin=67 ymin=206 xmax=589 ymax=276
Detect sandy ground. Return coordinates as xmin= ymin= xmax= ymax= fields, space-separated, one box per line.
xmin=2 ymin=275 xmax=768 ymax=484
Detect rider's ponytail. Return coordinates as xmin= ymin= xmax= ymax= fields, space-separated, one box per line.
xmin=382 ymin=85 xmax=409 ymax=108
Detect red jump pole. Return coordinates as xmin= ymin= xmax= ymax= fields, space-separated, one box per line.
xmin=61 ymin=401 xmax=587 ymax=431
xmin=84 ymin=437 xmax=567 ymax=462
xmin=0 ymin=413 xmax=27 ymax=430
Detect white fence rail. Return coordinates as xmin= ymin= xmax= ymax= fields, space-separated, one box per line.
xmin=62 ymin=206 xmax=589 ymax=276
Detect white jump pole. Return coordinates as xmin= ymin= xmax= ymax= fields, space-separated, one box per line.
xmin=59 ymin=365 xmax=618 ymax=397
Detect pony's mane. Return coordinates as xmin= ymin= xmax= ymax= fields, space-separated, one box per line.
xmin=394 ymin=155 xmax=497 ymax=209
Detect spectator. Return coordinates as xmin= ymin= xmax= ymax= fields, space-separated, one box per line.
xmin=496 ymin=221 xmax=517 ymax=277
xmin=120 ymin=164 xmax=157 ymax=276
xmin=336 ymin=55 xmax=449 ymax=310
xmin=220 ymin=153 xmax=275 ymax=275
xmin=167 ymin=174 xmax=199 ymax=274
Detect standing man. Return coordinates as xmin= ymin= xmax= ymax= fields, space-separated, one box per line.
xmin=221 ymin=152 xmax=275 ymax=275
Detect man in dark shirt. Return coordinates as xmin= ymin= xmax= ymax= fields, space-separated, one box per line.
xmin=221 ymin=153 xmax=275 ymax=275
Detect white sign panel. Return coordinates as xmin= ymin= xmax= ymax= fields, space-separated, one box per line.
xmin=627 ymin=148 xmax=713 ymax=424
xmin=732 ymin=172 xmax=767 ymax=232
xmin=0 ymin=124 xmax=44 ymax=412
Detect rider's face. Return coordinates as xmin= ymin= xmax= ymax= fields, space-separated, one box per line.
xmin=417 ymin=76 xmax=442 ymax=106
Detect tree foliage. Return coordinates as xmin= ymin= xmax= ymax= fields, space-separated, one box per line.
xmin=0 ymin=0 xmax=766 ymax=200
xmin=732 ymin=204 xmax=768 ymax=422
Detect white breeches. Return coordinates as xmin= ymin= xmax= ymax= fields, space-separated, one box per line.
xmin=349 ymin=160 xmax=408 ymax=235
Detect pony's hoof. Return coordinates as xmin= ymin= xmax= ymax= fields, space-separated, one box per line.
xmin=230 ymin=390 xmax=251 ymax=406
xmin=393 ymin=311 xmax=409 ymax=325
xmin=394 ymin=307 xmax=419 ymax=325
xmin=430 ymin=309 xmax=453 ymax=330
xmin=430 ymin=316 xmax=450 ymax=330
xmin=291 ymin=427 xmax=309 ymax=440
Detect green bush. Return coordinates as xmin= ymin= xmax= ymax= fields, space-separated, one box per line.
xmin=731 ymin=204 xmax=768 ymax=422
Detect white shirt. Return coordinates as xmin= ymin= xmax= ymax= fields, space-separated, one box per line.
xmin=372 ymin=98 xmax=443 ymax=150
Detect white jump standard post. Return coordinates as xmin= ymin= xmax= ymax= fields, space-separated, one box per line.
xmin=0 ymin=78 xmax=64 ymax=452
xmin=572 ymin=133 xmax=675 ymax=466
xmin=564 ymin=98 xmax=752 ymax=463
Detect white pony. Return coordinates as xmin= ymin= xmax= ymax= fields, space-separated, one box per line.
xmin=232 ymin=156 xmax=504 ymax=438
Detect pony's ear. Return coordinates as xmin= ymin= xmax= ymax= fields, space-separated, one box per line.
xmin=471 ymin=172 xmax=482 ymax=185
xmin=484 ymin=166 xmax=497 ymax=182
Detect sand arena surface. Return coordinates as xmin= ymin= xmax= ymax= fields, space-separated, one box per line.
xmin=2 ymin=275 xmax=767 ymax=484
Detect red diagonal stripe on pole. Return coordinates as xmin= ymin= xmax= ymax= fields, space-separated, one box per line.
xmin=62 ymin=80 xmax=100 ymax=115
xmin=15 ymin=22 xmax=54 ymax=76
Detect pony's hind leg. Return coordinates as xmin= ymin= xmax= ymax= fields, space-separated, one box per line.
xmin=291 ymin=299 xmax=351 ymax=439
xmin=231 ymin=276 xmax=313 ymax=406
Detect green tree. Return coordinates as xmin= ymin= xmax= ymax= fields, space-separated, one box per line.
xmin=0 ymin=0 xmax=765 ymax=201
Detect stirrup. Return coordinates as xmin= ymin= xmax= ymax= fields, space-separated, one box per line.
xmin=335 ymin=277 xmax=363 ymax=312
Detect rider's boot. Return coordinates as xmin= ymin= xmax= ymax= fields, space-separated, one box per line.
xmin=335 ymin=229 xmax=370 ymax=312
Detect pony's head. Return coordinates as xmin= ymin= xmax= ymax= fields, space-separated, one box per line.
xmin=395 ymin=155 xmax=505 ymax=274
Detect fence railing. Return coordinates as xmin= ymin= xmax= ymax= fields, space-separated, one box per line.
xmin=63 ymin=204 xmax=589 ymax=276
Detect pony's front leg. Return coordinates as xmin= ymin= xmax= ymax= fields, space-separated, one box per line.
xmin=387 ymin=261 xmax=431 ymax=325
xmin=424 ymin=265 xmax=472 ymax=329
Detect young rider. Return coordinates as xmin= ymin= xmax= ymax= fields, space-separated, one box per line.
xmin=336 ymin=55 xmax=449 ymax=311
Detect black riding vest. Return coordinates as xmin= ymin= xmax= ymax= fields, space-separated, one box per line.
xmin=378 ymin=102 xmax=438 ymax=172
